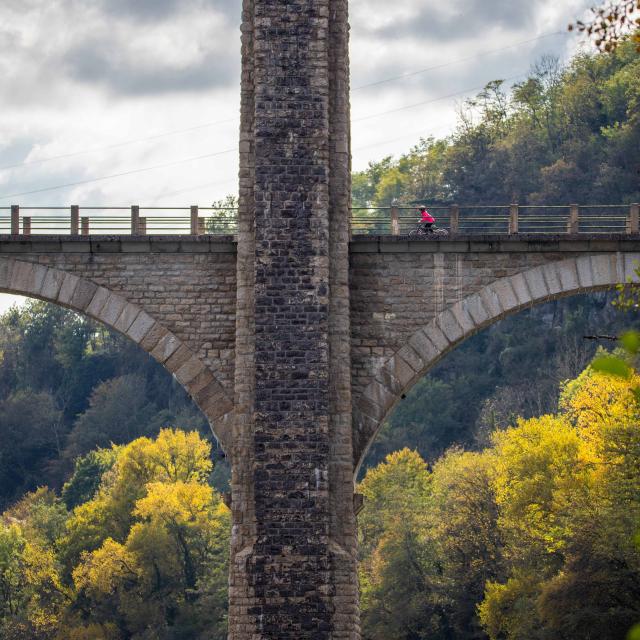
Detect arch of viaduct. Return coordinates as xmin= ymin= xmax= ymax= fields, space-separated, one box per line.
xmin=1 ymin=236 xmax=638 ymax=469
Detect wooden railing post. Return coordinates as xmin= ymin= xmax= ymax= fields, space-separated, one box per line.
xmin=449 ymin=204 xmax=459 ymax=234
xmin=628 ymin=203 xmax=639 ymax=234
xmin=509 ymin=203 xmax=519 ymax=234
xmin=190 ymin=206 xmax=199 ymax=235
xmin=130 ymin=205 xmax=140 ymax=235
xmin=23 ymin=216 xmax=31 ymax=236
xmin=568 ymin=204 xmax=579 ymax=234
xmin=10 ymin=205 xmax=19 ymax=235
xmin=139 ymin=217 xmax=147 ymax=235
xmin=390 ymin=205 xmax=399 ymax=235
xmin=70 ymin=205 xmax=79 ymax=235
xmin=81 ymin=217 xmax=89 ymax=236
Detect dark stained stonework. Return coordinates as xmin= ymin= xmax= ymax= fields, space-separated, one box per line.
xmin=232 ymin=0 xmax=358 ymax=637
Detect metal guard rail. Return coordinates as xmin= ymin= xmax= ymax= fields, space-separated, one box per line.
xmin=0 ymin=203 xmax=638 ymax=236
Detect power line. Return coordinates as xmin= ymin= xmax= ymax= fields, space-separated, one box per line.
xmin=352 ymin=31 xmax=564 ymax=91
xmin=0 ymin=71 xmax=528 ymax=199
xmin=1 ymin=33 xmax=564 ymax=174
xmin=353 ymin=72 xmax=526 ymax=123
xmin=151 ymin=178 xmax=238 ymax=201
xmin=353 ymin=124 xmax=452 ymax=152
xmin=0 ymin=116 xmax=239 ymax=173
xmin=0 ymin=148 xmax=237 ymax=200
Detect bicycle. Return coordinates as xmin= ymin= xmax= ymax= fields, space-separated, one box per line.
xmin=408 ymin=224 xmax=449 ymax=237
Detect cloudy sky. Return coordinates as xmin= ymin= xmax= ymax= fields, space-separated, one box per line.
xmin=0 ymin=0 xmax=595 ymax=312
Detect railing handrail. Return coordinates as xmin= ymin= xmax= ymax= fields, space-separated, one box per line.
xmin=1 ymin=203 xmax=638 ymax=237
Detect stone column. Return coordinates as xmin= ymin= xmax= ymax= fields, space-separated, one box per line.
xmin=230 ymin=0 xmax=358 ymax=638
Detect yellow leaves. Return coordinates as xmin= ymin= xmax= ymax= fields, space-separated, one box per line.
xmin=114 ymin=428 xmax=212 ymax=490
xmin=134 ymin=481 xmax=217 ymax=528
xmin=560 ymin=364 xmax=640 ymax=434
xmin=73 ymin=538 xmax=139 ymax=596
xmin=478 ymin=571 xmax=540 ymax=640
xmin=490 ymin=415 xmax=585 ymax=557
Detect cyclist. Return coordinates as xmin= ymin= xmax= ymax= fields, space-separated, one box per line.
xmin=420 ymin=206 xmax=435 ymax=233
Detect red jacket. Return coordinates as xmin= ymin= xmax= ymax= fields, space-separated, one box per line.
xmin=420 ymin=209 xmax=435 ymax=223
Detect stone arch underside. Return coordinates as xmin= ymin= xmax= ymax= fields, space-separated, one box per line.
xmin=0 ymin=257 xmax=234 ymax=450
xmin=352 ymin=252 xmax=640 ymax=473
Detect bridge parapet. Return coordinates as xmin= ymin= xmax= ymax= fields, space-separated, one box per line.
xmin=2 ymin=203 xmax=639 ymax=237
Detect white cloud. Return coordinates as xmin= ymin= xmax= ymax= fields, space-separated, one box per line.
xmin=0 ymin=0 xmax=596 ymax=207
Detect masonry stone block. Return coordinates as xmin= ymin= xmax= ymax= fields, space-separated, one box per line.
xmin=85 ymin=287 xmax=111 ymax=318
xmin=39 ymin=268 xmax=65 ymax=301
xmin=437 ymin=309 xmax=464 ymax=343
xmin=397 ymin=344 xmax=424 ymax=373
xmin=423 ymin=322 xmax=450 ymax=352
xmin=523 ymin=266 xmax=549 ymax=301
xmin=509 ymin=273 xmax=532 ymax=306
xmin=165 ymin=344 xmax=192 ymax=373
xmin=0 ymin=259 xmax=14 ymax=290
xmin=576 ymin=255 xmax=594 ymax=288
xmin=462 ymin=294 xmax=490 ymax=326
xmin=126 ymin=311 xmax=155 ymax=344
xmin=540 ymin=262 xmax=563 ymax=295
xmin=114 ymin=303 xmax=140 ymax=334
xmin=491 ymin=279 xmax=518 ymax=313
xmin=557 ymin=259 xmax=580 ymax=292
xmin=56 ymin=272 xmax=80 ymax=305
xmin=479 ymin=285 xmax=503 ymax=318
xmin=408 ymin=329 xmax=439 ymax=364
xmin=365 ymin=380 xmax=396 ymax=414
xmin=97 ymin=293 xmax=128 ymax=327
xmin=450 ymin=301 xmax=476 ymax=334
xmin=9 ymin=261 xmax=47 ymax=296
xmin=374 ymin=364 xmax=404 ymax=396
xmin=140 ymin=323 xmax=168 ymax=353
xmin=150 ymin=332 xmax=181 ymax=363
xmin=174 ymin=355 xmax=207 ymax=386
xmin=590 ymin=254 xmax=616 ymax=286
xmin=382 ymin=354 xmax=415 ymax=389
xmin=70 ymin=279 xmax=98 ymax=311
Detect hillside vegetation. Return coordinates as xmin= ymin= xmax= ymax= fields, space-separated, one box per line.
xmin=353 ymin=39 xmax=639 ymax=208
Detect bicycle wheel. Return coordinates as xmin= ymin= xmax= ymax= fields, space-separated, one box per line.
xmin=409 ymin=228 xmax=423 ymax=237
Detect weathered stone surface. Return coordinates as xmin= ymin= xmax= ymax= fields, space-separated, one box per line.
xmin=126 ymin=310 xmax=155 ymax=344
xmin=114 ymin=302 xmax=140 ymax=334
xmin=57 ymin=272 xmax=80 ymax=305
xmin=523 ymin=266 xmax=549 ymax=301
xmin=150 ymin=332 xmax=181 ymax=363
xmin=590 ymin=254 xmax=616 ymax=286
xmin=576 ymin=255 xmax=594 ymax=288
xmin=557 ymin=259 xmax=580 ymax=291
xmin=97 ymin=293 xmax=127 ymax=326
xmin=16 ymin=261 xmax=47 ymax=295
xmin=70 ymin=279 xmax=98 ymax=311
xmin=174 ymin=355 xmax=207 ymax=386
xmin=510 ymin=272 xmax=531 ymax=306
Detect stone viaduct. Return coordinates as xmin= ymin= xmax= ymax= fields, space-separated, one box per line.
xmin=2 ymin=0 xmax=640 ymax=638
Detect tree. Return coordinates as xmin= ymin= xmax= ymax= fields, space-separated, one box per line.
xmin=58 ymin=429 xmax=229 ymax=639
xmin=570 ymin=2 xmax=640 ymax=52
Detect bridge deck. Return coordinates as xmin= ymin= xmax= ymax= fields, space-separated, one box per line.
xmin=1 ymin=233 xmax=640 ymax=254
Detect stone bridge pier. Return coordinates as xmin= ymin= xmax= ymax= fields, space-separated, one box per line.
xmin=229 ymin=0 xmax=358 ymax=638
